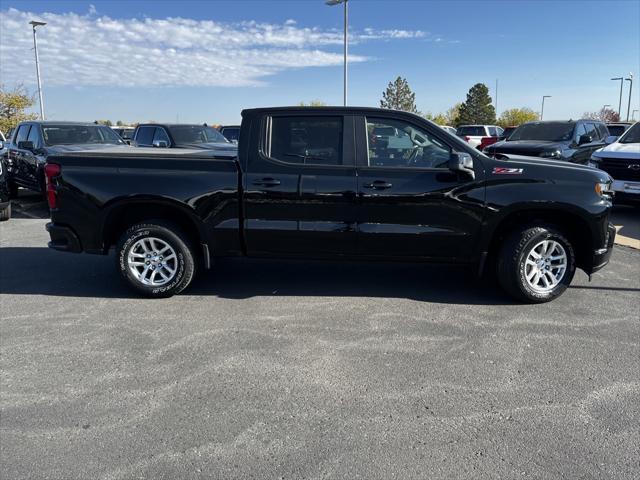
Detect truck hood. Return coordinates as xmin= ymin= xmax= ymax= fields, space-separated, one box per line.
xmin=492 ymin=154 xmax=611 ymax=181
xmin=592 ymin=142 xmax=640 ymax=160
xmin=486 ymin=140 xmax=566 ymax=156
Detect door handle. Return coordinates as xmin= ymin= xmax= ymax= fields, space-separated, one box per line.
xmin=363 ymin=180 xmax=393 ymax=189
xmin=252 ymin=177 xmax=281 ymax=187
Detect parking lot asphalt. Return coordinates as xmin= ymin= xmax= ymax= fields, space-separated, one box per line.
xmin=1 ymin=198 xmax=639 ymax=479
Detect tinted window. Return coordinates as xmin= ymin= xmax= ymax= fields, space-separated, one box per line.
xmin=584 ymin=123 xmax=598 ymax=141
xmin=168 ymin=125 xmax=228 ymax=145
xmin=457 ymin=126 xmax=486 ymax=136
xmin=42 ymin=125 xmax=123 ymax=146
xmin=220 ymin=127 xmax=240 ymax=142
xmin=27 ymin=124 xmax=41 ymax=148
xmin=606 ymin=125 xmax=628 ymax=137
xmin=596 ymin=123 xmax=609 ymax=138
xmin=502 ymin=127 xmax=517 ymax=139
xmin=135 ymin=126 xmax=155 ymax=146
xmin=15 ymin=124 xmax=31 ymax=144
xmin=367 ymin=117 xmax=451 ymax=169
xmin=269 ymin=116 xmax=343 ymax=166
xmin=509 ymin=123 xmax=575 ymax=142
xmin=619 ymin=122 xmax=640 ymax=144
xmin=574 ymin=123 xmax=587 ymax=141
xmin=153 ymin=127 xmax=171 ymax=145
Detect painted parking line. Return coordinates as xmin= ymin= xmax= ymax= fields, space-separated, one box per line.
xmin=614 ymin=225 xmax=640 ymax=250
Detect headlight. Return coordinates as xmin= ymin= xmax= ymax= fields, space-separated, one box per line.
xmin=540 ymin=150 xmax=562 ymax=159
xmin=595 ymin=181 xmax=613 ymax=198
xmin=587 ymin=155 xmax=601 ymax=168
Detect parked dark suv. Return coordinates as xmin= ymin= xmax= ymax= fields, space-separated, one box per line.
xmin=483 ymin=120 xmax=610 ymax=164
xmin=6 ymin=121 xmax=127 ymax=195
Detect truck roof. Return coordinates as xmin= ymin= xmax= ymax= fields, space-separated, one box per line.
xmin=241 ymin=106 xmax=424 ymax=117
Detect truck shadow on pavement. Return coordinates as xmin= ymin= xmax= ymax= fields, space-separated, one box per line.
xmin=0 ymin=247 xmax=524 ymax=305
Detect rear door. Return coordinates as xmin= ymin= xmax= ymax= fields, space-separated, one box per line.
xmin=355 ymin=114 xmax=485 ymax=260
xmin=8 ymin=124 xmax=33 ymax=189
xmin=243 ymin=113 xmax=357 ymax=256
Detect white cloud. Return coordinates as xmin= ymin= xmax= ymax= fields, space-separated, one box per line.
xmin=0 ymin=8 xmax=434 ymax=88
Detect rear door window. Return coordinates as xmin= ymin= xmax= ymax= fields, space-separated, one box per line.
xmin=268 ymin=116 xmax=344 ymax=166
xmin=27 ymin=124 xmax=41 ymax=148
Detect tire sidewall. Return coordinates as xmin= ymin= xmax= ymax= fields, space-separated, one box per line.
xmin=117 ymin=223 xmax=192 ymax=297
xmin=516 ymin=229 xmax=575 ymax=302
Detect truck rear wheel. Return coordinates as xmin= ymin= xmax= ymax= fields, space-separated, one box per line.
xmin=115 ymin=221 xmax=195 ymax=298
xmin=497 ymin=226 xmax=576 ymax=303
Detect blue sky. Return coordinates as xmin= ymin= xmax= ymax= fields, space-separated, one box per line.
xmin=1 ymin=0 xmax=639 ymax=124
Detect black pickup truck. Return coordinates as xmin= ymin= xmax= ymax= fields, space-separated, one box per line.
xmin=45 ymin=107 xmax=616 ymax=303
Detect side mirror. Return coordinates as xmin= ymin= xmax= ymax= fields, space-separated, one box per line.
xmin=152 ymin=139 xmax=168 ymax=148
xmin=578 ymin=134 xmax=593 ymax=145
xmin=18 ymin=141 xmax=34 ymax=151
xmin=448 ymin=152 xmax=475 ymax=179
xmin=604 ymin=135 xmax=617 ymax=145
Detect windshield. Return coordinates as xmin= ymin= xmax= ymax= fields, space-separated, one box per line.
xmin=42 ymin=125 xmax=124 ymax=146
xmin=607 ymin=125 xmax=628 ymax=138
xmin=618 ymin=122 xmax=640 ymax=144
xmin=508 ymin=123 xmax=574 ymax=142
xmin=168 ymin=125 xmax=229 ymax=145
xmin=221 ymin=127 xmax=240 ymax=142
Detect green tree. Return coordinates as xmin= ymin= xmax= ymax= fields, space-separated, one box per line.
xmin=380 ymin=76 xmax=419 ymax=114
xmin=0 ymin=84 xmax=38 ymax=134
xmin=498 ymin=107 xmax=539 ymax=127
xmin=444 ymin=103 xmax=462 ymax=126
xmin=457 ymin=83 xmax=496 ymax=125
xmin=95 ymin=119 xmax=113 ymax=126
xmin=298 ymin=100 xmax=327 ymax=106
xmin=116 ymin=120 xmax=124 ymax=126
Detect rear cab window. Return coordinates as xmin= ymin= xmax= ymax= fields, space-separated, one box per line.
xmin=135 ymin=126 xmax=156 ymax=146
xmin=457 ymin=126 xmax=486 ymax=136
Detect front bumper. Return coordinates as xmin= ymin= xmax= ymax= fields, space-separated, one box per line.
xmin=46 ymin=222 xmax=82 ymax=253
xmin=590 ymin=222 xmax=616 ymax=274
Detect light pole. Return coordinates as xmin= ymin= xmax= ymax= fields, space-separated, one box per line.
xmin=625 ymin=74 xmax=633 ymax=121
xmin=326 ymin=0 xmax=348 ymax=106
xmin=540 ymin=95 xmax=551 ymax=120
xmin=30 ymin=20 xmax=46 ymax=120
xmin=611 ymin=77 xmax=623 ymax=117
xmin=632 ymin=109 xmax=639 ymax=121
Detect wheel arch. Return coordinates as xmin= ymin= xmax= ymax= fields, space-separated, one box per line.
xmin=484 ymin=205 xmax=596 ymax=272
xmin=100 ymin=197 xmax=207 ymax=255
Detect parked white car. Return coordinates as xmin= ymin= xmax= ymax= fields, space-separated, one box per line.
xmin=588 ymin=122 xmax=640 ymax=204
xmin=456 ymin=125 xmax=503 ymax=148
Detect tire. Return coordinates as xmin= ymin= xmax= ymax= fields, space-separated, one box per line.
xmin=497 ymin=226 xmax=576 ymax=303
xmin=115 ymin=221 xmax=195 ymax=298
xmin=0 ymin=203 xmax=10 ymax=221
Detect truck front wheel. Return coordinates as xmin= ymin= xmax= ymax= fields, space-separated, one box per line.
xmin=115 ymin=221 xmax=195 ymax=298
xmin=497 ymin=226 xmax=576 ymax=303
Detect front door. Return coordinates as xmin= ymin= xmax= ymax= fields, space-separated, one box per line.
xmin=355 ymin=115 xmax=485 ymax=261
xmin=243 ymin=114 xmax=357 ymax=256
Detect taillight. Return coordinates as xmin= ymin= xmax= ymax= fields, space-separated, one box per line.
xmin=464 ymin=136 xmax=471 ymax=142
xmin=44 ymin=163 xmax=61 ymax=209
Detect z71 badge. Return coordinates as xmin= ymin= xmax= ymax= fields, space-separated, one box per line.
xmin=493 ymin=167 xmax=524 ymax=175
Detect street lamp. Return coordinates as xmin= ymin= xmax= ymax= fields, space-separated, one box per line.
xmin=540 ymin=95 xmax=551 ymax=120
xmin=326 ymin=0 xmax=348 ymax=106
xmin=29 ymin=20 xmax=46 ymax=120
xmin=625 ymin=74 xmax=633 ymax=121
xmin=611 ymin=77 xmax=624 ymax=117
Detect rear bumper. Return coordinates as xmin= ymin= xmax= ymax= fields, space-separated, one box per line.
xmin=46 ymin=222 xmax=82 ymax=253
xmin=590 ymin=222 xmax=616 ymax=274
